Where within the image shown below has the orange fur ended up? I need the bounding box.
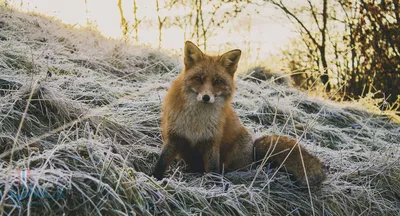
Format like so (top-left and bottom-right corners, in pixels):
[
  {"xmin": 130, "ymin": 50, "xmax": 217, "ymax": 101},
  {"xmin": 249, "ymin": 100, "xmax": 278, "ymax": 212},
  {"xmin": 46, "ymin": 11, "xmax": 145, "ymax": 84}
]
[
  {"xmin": 152, "ymin": 41, "xmax": 326, "ymax": 186},
  {"xmin": 254, "ymin": 136, "xmax": 326, "ymax": 186}
]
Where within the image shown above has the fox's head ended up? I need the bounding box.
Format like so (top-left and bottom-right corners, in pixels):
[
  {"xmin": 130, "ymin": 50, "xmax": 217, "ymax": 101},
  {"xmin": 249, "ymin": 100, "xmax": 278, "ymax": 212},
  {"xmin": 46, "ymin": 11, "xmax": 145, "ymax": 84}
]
[{"xmin": 182, "ymin": 41, "xmax": 241, "ymax": 105}]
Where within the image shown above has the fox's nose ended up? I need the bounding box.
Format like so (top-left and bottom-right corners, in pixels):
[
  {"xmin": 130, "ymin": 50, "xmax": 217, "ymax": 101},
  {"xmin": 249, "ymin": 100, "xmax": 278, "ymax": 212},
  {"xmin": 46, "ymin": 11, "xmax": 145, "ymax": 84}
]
[{"xmin": 202, "ymin": 95, "xmax": 210, "ymax": 102}]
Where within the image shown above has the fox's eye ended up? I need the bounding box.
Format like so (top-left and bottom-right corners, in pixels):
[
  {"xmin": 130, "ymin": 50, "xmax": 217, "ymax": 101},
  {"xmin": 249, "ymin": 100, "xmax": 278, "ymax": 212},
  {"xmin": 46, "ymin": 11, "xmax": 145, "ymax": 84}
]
[
  {"xmin": 194, "ymin": 76, "xmax": 202, "ymax": 83},
  {"xmin": 214, "ymin": 78, "xmax": 224, "ymax": 85}
]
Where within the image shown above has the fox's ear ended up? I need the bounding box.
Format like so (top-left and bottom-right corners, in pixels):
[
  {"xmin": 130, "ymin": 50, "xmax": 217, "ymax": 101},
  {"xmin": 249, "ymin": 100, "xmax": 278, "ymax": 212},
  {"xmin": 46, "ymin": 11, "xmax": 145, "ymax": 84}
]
[
  {"xmin": 219, "ymin": 49, "xmax": 241, "ymax": 75},
  {"xmin": 184, "ymin": 41, "xmax": 204, "ymax": 69}
]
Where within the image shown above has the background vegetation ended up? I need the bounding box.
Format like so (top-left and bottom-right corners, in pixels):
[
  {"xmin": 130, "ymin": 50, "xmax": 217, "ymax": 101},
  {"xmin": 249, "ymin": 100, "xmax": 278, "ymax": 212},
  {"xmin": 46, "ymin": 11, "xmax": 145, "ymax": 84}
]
[{"xmin": 4, "ymin": 0, "xmax": 399, "ymax": 111}]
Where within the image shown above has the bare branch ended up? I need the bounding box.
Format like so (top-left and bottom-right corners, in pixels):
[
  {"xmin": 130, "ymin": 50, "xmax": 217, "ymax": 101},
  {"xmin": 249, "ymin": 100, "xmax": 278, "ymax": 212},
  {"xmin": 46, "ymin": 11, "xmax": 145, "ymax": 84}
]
[{"xmin": 271, "ymin": 0, "xmax": 320, "ymax": 47}]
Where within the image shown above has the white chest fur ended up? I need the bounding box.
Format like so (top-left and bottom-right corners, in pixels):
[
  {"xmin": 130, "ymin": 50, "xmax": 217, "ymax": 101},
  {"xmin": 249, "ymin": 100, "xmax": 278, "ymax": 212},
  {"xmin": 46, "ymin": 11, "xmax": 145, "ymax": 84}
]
[{"xmin": 169, "ymin": 101, "xmax": 223, "ymax": 145}]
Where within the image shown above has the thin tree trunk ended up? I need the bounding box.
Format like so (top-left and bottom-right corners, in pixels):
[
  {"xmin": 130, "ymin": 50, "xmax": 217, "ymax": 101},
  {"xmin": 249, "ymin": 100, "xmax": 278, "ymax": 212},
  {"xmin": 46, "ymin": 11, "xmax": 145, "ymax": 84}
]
[
  {"xmin": 84, "ymin": 0, "xmax": 89, "ymax": 26},
  {"xmin": 133, "ymin": 0, "xmax": 139, "ymax": 42},
  {"xmin": 195, "ymin": 0, "xmax": 200, "ymax": 45},
  {"xmin": 156, "ymin": 0, "xmax": 163, "ymax": 48},
  {"xmin": 320, "ymin": 0, "xmax": 331, "ymax": 91},
  {"xmin": 117, "ymin": 0, "xmax": 128, "ymax": 40},
  {"xmin": 199, "ymin": 0, "xmax": 207, "ymax": 50}
]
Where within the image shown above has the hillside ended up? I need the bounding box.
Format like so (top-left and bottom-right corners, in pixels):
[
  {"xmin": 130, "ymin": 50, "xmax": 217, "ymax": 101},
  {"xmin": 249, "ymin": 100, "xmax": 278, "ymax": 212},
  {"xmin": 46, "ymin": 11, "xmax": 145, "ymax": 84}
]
[{"xmin": 0, "ymin": 6, "xmax": 399, "ymax": 215}]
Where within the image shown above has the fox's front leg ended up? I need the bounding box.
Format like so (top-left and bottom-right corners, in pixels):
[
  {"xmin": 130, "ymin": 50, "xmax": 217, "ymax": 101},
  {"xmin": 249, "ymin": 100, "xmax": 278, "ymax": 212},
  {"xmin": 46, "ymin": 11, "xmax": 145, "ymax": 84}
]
[
  {"xmin": 203, "ymin": 140, "xmax": 220, "ymax": 173},
  {"xmin": 152, "ymin": 141, "xmax": 178, "ymax": 180}
]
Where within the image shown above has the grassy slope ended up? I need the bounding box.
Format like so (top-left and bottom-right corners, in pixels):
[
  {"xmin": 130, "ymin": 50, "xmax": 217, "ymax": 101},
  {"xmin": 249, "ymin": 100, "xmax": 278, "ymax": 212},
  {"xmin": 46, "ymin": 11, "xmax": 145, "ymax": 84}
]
[{"xmin": 1, "ymin": 6, "xmax": 399, "ymax": 216}]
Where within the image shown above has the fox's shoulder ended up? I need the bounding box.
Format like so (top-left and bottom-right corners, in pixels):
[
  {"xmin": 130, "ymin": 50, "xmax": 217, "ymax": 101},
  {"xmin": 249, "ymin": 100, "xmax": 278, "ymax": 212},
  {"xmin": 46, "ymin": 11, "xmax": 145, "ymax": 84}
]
[{"xmin": 163, "ymin": 75, "xmax": 185, "ymax": 105}]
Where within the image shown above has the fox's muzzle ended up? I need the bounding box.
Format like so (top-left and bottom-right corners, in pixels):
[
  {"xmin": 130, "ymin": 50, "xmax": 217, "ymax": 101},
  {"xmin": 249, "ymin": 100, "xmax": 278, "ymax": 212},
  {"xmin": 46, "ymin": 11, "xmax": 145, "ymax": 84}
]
[{"xmin": 197, "ymin": 93, "xmax": 215, "ymax": 103}]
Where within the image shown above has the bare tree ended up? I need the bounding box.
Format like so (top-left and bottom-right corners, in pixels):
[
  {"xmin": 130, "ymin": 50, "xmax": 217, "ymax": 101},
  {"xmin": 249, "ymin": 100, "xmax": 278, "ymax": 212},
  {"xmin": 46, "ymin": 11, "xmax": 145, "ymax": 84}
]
[
  {"xmin": 168, "ymin": 0, "xmax": 249, "ymax": 50},
  {"xmin": 84, "ymin": 0, "xmax": 90, "ymax": 26},
  {"xmin": 117, "ymin": 0, "xmax": 128, "ymax": 40},
  {"xmin": 156, "ymin": 0, "xmax": 167, "ymax": 48},
  {"xmin": 270, "ymin": 0, "xmax": 331, "ymax": 91},
  {"xmin": 277, "ymin": 0, "xmax": 399, "ymax": 109},
  {"xmin": 132, "ymin": 0, "xmax": 140, "ymax": 42}
]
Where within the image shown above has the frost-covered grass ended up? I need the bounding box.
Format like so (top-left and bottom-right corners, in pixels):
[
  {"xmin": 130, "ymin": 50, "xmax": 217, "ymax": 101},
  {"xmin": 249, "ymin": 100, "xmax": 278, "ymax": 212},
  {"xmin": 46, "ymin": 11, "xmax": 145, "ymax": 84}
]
[{"xmin": 1, "ymin": 5, "xmax": 399, "ymax": 216}]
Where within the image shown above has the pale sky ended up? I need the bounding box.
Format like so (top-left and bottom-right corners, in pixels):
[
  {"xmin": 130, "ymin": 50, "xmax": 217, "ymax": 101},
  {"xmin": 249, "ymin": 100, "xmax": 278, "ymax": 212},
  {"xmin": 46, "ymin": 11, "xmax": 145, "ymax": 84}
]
[{"xmin": 8, "ymin": 0, "xmax": 297, "ymax": 65}]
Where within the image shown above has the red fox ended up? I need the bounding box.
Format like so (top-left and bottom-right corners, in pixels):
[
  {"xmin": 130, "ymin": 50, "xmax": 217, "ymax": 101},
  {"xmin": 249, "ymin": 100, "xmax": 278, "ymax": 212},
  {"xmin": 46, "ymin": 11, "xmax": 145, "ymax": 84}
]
[{"xmin": 152, "ymin": 41, "xmax": 326, "ymax": 186}]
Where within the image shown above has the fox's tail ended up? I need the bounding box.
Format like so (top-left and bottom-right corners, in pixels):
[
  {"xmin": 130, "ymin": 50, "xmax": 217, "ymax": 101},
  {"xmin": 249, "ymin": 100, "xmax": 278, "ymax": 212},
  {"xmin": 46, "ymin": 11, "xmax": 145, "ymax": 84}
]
[{"xmin": 253, "ymin": 135, "xmax": 326, "ymax": 186}]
